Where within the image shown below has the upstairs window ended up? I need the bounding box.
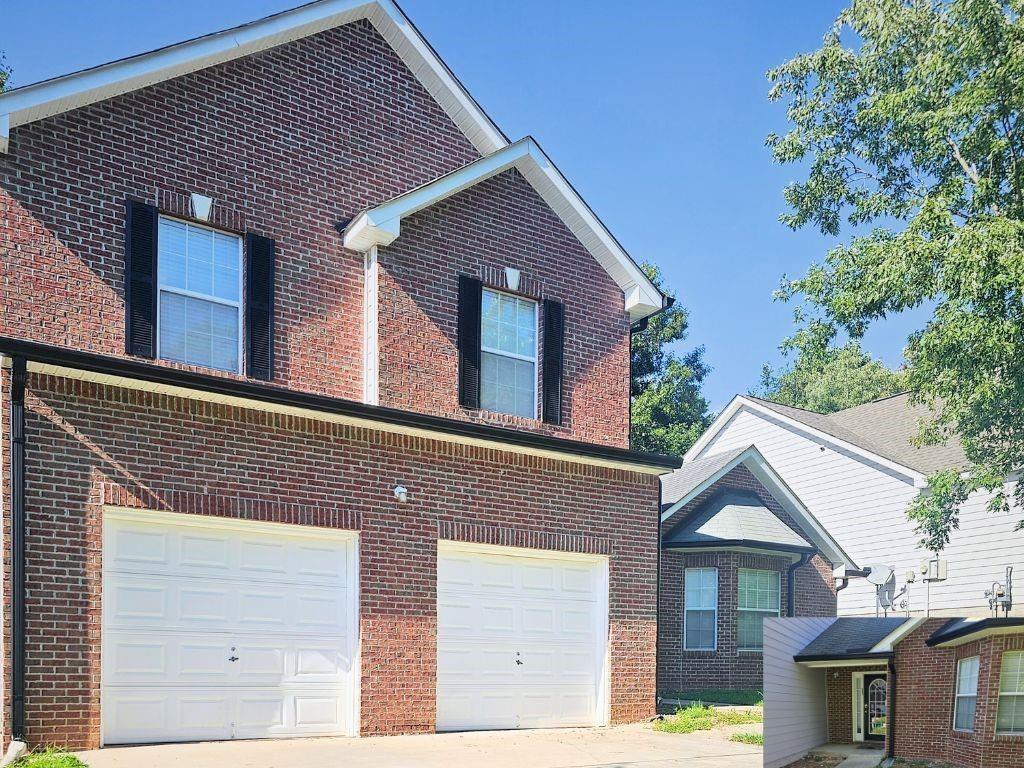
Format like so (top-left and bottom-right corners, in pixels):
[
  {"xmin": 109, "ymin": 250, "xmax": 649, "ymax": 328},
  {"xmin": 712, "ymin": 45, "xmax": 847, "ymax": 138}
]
[
  {"xmin": 737, "ymin": 569, "xmax": 780, "ymax": 651},
  {"xmin": 157, "ymin": 217, "xmax": 242, "ymax": 373},
  {"xmin": 480, "ymin": 288, "xmax": 537, "ymax": 418},
  {"xmin": 997, "ymin": 651, "xmax": 1024, "ymax": 734},
  {"xmin": 954, "ymin": 655, "xmax": 980, "ymax": 732},
  {"xmin": 684, "ymin": 567, "xmax": 718, "ymax": 651}
]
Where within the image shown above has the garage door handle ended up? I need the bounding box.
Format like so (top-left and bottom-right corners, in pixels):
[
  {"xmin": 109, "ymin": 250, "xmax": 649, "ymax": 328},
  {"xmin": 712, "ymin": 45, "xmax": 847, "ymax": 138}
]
[{"xmin": 228, "ymin": 656, "xmax": 239, "ymax": 662}]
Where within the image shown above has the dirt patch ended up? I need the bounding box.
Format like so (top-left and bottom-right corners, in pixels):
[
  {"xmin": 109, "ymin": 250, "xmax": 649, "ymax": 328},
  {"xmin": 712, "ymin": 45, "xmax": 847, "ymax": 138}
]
[{"xmin": 782, "ymin": 753, "xmax": 845, "ymax": 768}]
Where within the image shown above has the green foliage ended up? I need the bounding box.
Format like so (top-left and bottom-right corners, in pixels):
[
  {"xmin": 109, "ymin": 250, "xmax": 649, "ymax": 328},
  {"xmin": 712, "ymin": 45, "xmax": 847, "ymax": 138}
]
[
  {"xmin": 0, "ymin": 52, "xmax": 9, "ymax": 92},
  {"xmin": 663, "ymin": 688, "xmax": 764, "ymax": 706},
  {"xmin": 756, "ymin": 341, "xmax": 907, "ymax": 414},
  {"xmin": 767, "ymin": 0, "xmax": 1024, "ymax": 548},
  {"xmin": 730, "ymin": 732, "xmax": 765, "ymax": 746},
  {"xmin": 654, "ymin": 703, "xmax": 763, "ymax": 734},
  {"xmin": 631, "ymin": 263, "xmax": 712, "ymax": 456},
  {"xmin": 14, "ymin": 748, "xmax": 88, "ymax": 768}
]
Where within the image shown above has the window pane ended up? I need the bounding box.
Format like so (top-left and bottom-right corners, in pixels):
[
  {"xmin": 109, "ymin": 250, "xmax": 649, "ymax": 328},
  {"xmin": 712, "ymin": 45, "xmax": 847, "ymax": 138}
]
[
  {"xmin": 739, "ymin": 569, "xmax": 780, "ymax": 612},
  {"xmin": 1000, "ymin": 652, "xmax": 1024, "ymax": 694},
  {"xmin": 958, "ymin": 657, "xmax": 980, "ymax": 694},
  {"xmin": 997, "ymin": 695, "xmax": 1024, "ymax": 733},
  {"xmin": 738, "ymin": 611, "xmax": 764, "ymax": 649},
  {"xmin": 185, "ymin": 224, "xmax": 214, "ymax": 296},
  {"xmin": 159, "ymin": 292, "xmax": 188, "ymax": 362},
  {"xmin": 213, "ymin": 232, "xmax": 240, "ymax": 301},
  {"xmin": 955, "ymin": 696, "xmax": 977, "ymax": 731},
  {"xmin": 160, "ymin": 291, "xmax": 238, "ymax": 373},
  {"xmin": 480, "ymin": 352, "xmax": 535, "ymax": 418},
  {"xmin": 159, "ymin": 219, "xmax": 187, "ymax": 290},
  {"xmin": 685, "ymin": 610, "xmax": 715, "ymax": 650},
  {"xmin": 685, "ymin": 568, "xmax": 717, "ymax": 610}
]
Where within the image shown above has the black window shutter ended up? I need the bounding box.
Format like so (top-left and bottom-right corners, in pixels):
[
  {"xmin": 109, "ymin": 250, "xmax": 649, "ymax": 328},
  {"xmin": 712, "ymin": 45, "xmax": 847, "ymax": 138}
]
[
  {"xmin": 124, "ymin": 199, "xmax": 159, "ymax": 358},
  {"xmin": 245, "ymin": 233, "xmax": 276, "ymax": 381},
  {"xmin": 542, "ymin": 299, "xmax": 565, "ymax": 425},
  {"xmin": 457, "ymin": 275, "xmax": 483, "ymax": 409}
]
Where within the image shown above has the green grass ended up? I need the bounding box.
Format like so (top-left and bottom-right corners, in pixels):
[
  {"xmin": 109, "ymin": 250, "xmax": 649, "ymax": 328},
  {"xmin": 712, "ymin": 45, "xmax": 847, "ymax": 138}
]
[
  {"xmin": 14, "ymin": 748, "xmax": 88, "ymax": 768},
  {"xmin": 730, "ymin": 732, "xmax": 764, "ymax": 746},
  {"xmin": 662, "ymin": 689, "xmax": 763, "ymax": 706},
  {"xmin": 654, "ymin": 703, "xmax": 764, "ymax": 734}
]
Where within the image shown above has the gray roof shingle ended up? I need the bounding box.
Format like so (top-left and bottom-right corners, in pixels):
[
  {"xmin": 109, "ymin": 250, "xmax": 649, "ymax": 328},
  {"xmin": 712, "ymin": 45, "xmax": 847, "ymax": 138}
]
[
  {"xmin": 795, "ymin": 617, "xmax": 910, "ymax": 660},
  {"xmin": 663, "ymin": 490, "xmax": 814, "ymax": 552},
  {"xmin": 660, "ymin": 446, "xmax": 748, "ymax": 512},
  {"xmin": 748, "ymin": 393, "xmax": 967, "ymax": 475}
]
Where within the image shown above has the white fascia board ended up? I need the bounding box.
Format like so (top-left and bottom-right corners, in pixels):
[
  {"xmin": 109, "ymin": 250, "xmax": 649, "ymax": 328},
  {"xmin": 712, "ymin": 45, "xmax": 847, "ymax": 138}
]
[
  {"xmin": 868, "ymin": 617, "xmax": 927, "ymax": 653},
  {"xmin": 686, "ymin": 396, "xmax": 927, "ymax": 486},
  {"xmin": 344, "ymin": 137, "xmax": 664, "ymax": 321},
  {"xmin": 797, "ymin": 658, "xmax": 891, "ymax": 669},
  {"xmin": 26, "ymin": 360, "xmax": 671, "ymax": 475},
  {"xmin": 0, "ymin": 0, "xmax": 505, "ymax": 156}
]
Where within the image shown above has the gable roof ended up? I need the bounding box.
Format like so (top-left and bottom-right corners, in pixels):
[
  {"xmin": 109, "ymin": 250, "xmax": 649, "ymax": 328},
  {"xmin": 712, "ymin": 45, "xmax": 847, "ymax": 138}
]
[
  {"xmin": 794, "ymin": 617, "xmax": 911, "ymax": 662},
  {"xmin": 663, "ymin": 489, "xmax": 815, "ymax": 554},
  {"xmin": 687, "ymin": 394, "xmax": 967, "ymax": 482},
  {"xmin": 0, "ymin": 0, "xmax": 666, "ymax": 321},
  {"xmin": 659, "ymin": 445, "xmax": 856, "ymax": 569},
  {"xmin": 343, "ymin": 137, "xmax": 664, "ymax": 319}
]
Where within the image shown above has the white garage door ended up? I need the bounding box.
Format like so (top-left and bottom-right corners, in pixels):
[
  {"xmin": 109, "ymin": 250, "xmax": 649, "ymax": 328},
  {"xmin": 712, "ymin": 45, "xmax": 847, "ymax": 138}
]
[
  {"xmin": 102, "ymin": 509, "xmax": 358, "ymax": 745},
  {"xmin": 436, "ymin": 542, "xmax": 609, "ymax": 731}
]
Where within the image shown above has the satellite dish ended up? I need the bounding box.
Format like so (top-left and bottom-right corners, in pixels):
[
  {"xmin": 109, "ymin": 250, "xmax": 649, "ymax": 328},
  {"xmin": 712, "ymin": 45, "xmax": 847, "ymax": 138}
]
[
  {"xmin": 878, "ymin": 576, "xmax": 896, "ymax": 608},
  {"xmin": 866, "ymin": 565, "xmax": 895, "ymax": 587}
]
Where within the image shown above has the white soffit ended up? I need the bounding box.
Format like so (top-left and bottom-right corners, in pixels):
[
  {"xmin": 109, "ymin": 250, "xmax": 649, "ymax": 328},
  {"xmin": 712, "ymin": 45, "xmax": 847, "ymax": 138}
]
[
  {"xmin": 0, "ymin": 0, "xmax": 506, "ymax": 155},
  {"xmin": 344, "ymin": 137, "xmax": 664, "ymax": 320}
]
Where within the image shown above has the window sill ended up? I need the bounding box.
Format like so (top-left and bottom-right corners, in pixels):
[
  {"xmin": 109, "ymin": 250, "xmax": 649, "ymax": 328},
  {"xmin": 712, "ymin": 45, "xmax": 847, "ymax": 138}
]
[
  {"xmin": 738, "ymin": 649, "xmax": 763, "ymax": 654},
  {"xmin": 994, "ymin": 732, "xmax": 1024, "ymax": 740}
]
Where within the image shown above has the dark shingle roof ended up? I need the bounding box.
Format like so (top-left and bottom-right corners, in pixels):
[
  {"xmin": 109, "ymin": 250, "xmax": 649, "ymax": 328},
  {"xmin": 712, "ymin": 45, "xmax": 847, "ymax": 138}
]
[
  {"xmin": 748, "ymin": 393, "xmax": 967, "ymax": 475},
  {"xmin": 660, "ymin": 447, "xmax": 748, "ymax": 512},
  {"xmin": 926, "ymin": 617, "xmax": 1024, "ymax": 647},
  {"xmin": 795, "ymin": 617, "xmax": 910, "ymax": 660},
  {"xmin": 664, "ymin": 490, "xmax": 814, "ymax": 553}
]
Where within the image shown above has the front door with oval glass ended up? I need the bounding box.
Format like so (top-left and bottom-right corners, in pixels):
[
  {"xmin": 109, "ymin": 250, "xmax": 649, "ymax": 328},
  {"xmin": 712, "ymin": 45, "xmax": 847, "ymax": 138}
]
[{"xmin": 864, "ymin": 674, "xmax": 888, "ymax": 741}]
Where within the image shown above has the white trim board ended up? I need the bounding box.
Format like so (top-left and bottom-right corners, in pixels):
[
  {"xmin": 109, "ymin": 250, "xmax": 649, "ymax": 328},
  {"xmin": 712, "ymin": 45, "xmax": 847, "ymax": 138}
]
[
  {"xmin": 684, "ymin": 396, "xmax": 927, "ymax": 487},
  {"xmin": 0, "ymin": 0, "xmax": 505, "ymax": 155},
  {"xmin": 660, "ymin": 445, "xmax": 857, "ymax": 570},
  {"xmin": 344, "ymin": 137, "xmax": 664, "ymax": 321}
]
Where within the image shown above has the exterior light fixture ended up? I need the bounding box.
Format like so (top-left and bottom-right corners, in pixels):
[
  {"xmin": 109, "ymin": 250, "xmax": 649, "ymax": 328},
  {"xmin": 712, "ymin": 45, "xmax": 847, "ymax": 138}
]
[
  {"xmin": 393, "ymin": 485, "xmax": 409, "ymax": 503},
  {"xmin": 504, "ymin": 267, "xmax": 521, "ymax": 292},
  {"xmin": 191, "ymin": 193, "xmax": 214, "ymax": 221}
]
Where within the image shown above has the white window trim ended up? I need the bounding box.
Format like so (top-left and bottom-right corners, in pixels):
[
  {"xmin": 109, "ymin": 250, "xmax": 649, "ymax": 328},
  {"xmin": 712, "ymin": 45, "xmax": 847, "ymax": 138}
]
[
  {"xmin": 155, "ymin": 215, "xmax": 244, "ymax": 374},
  {"xmin": 737, "ymin": 568, "xmax": 782, "ymax": 652},
  {"xmin": 683, "ymin": 567, "xmax": 718, "ymax": 652},
  {"xmin": 480, "ymin": 287, "xmax": 539, "ymax": 420},
  {"xmin": 997, "ymin": 651, "xmax": 1024, "ymax": 735},
  {"xmin": 953, "ymin": 655, "xmax": 980, "ymax": 733}
]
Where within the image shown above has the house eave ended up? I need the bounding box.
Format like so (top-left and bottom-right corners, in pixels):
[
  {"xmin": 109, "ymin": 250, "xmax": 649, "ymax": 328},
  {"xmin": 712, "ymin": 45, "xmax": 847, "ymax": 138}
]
[
  {"xmin": 926, "ymin": 618, "xmax": 1024, "ymax": 648},
  {"xmin": 793, "ymin": 653, "xmax": 893, "ymax": 669}
]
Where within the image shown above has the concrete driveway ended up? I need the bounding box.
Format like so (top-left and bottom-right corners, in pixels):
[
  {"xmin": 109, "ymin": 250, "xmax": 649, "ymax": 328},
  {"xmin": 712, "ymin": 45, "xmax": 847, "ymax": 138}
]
[{"xmin": 75, "ymin": 722, "xmax": 762, "ymax": 768}]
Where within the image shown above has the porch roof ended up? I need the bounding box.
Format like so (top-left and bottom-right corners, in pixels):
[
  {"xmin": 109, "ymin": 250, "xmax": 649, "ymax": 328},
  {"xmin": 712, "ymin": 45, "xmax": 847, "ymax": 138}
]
[{"xmin": 794, "ymin": 617, "xmax": 910, "ymax": 663}]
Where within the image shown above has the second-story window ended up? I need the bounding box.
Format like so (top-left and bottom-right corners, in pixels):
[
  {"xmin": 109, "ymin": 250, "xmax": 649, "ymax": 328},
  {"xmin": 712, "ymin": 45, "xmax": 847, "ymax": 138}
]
[
  {"xmin": 157, "ymin": 217, "xmax": 242, "ymax": 373},
  {"xmin": 480, "ymin": 288, "xmax": 537, "ymax": 418}
]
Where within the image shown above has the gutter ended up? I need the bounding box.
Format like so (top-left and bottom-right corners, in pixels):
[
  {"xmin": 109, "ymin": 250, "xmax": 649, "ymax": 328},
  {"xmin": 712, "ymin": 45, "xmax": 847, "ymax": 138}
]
[
  {"xmin": 887, "ymin": 657, "xmax": 897, "ymax": 759},
  {"xmin": 0, "ymin": 336, "xmax": 680, "ymax": 473},
  {"xmin": 836, "ymin": 567, "xmax": 871, "ymax": 593},
  {"xmin": 8, "ymin": 356, "xmax": 26, "ymax": 742},
  {"xmin": 787, "ymin": 552, "xmax": 813, "ymax": 616},
  {"xmin": 629, "ymin": 295, "xmax": 675, "ymax": 334}
]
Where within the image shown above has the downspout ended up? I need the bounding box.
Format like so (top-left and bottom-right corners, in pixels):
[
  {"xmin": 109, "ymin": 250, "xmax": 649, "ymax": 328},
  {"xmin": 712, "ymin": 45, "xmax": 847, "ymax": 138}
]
[
  {"xmin": 8, "ymin": 356, "xmax": 27, "ymax": 749},
  {"xmin": 786, "ymin": 552, "xmax": 813, "ymax": 616},
  {"xmin": 654, "ymin": 487, "xmax": 663, "ymax": 715},
  {"xmin": 887, "ymin": 657, "xmax": 897, "ymax": 760}
]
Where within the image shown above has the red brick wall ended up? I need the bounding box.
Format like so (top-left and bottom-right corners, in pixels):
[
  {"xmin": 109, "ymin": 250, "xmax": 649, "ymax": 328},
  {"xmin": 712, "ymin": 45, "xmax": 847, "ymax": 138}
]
[
  {"xmin": 0, "ymin": 19, "xmax": 632, "ymax": 447},
  {"xmin": 891, "ymin": 620, "xmax": 1024, "ymax": 768},
  {"xmin": 656, "ymin": 467, "xmax": 837, "ymax": 694},
  {"xmin": 0, "ymin": 372, "xmax": 660, "ymax": 748},
  {"xmin": 377, "ymin": 169, "xmax": 631, "ymax": 446}
]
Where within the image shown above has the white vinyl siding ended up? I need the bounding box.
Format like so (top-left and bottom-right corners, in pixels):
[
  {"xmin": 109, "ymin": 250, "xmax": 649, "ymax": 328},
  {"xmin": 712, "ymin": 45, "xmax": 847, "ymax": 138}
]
[
  {"xmin": 480, "ymin": 288, "xmax": 537, "ymax": 418},
  {"xmin": 157, "ymin": 217, "xmax": 242, "ymax": 373},
  {"xmin": 684, "ymin": 568, "xmax": 717, "ymax": 651},
  {"xmin": 953, "ymin": 656, "xmax": 979, "ymax": 732},
  {"xmin": 693, "ymin": 404, "xmax": 1024, "ymax": 617},
  {"xmin": 738, "ymin": 569, "xmax": 780, "ymax": 651},
  {"xmin": 997, "ymin": 651, "xmax": 1024, "ymax": 734}
]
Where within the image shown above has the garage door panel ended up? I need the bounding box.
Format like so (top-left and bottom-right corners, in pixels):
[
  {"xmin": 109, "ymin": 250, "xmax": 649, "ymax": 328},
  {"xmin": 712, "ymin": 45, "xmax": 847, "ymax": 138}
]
[
  {"xmin": 436, "ymin": 546, "xmax": 607, "ymax": 731},
  {"xmin": 103, "ymin": 513, "xmax": 356, "ymax": 745}
]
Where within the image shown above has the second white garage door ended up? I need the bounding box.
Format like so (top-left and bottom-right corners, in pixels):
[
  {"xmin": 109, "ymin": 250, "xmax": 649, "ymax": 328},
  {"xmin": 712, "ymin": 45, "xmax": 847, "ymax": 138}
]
[
  {"xmin": 436, "ymin": 542, "xmax": 609, "ymax": 730},
  {"xmin": 102, "ymin": 509, "xmax": 358, "ymax": 745}
]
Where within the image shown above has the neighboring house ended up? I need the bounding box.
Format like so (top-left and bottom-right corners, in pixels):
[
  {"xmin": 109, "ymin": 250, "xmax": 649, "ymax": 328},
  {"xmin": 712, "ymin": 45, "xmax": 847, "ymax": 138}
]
[
  {"xmin": 687, "ymin": 394, "xmax": 1024, "ymax": 617},
  {"xmin": 763, "ymin": 616, "xmax": 1024, "ymax": 768},
  {"xmin": 0, "ymin": 0, "xmax": 680, "ymax": 750},
  {"xmin": 657, "ymin": 446, "xmax": 852, "ymax": 694}
]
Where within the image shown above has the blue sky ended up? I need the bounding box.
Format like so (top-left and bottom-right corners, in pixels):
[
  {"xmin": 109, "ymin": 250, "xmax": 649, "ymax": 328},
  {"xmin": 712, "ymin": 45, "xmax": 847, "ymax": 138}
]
[{"xmin": 3, "ymin": 0, "xmax": 925, "ymax": 410}]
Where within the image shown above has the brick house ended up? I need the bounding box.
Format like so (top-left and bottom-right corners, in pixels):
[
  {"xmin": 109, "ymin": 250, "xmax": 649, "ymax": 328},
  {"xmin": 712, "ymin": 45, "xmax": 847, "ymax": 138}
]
[
  {"xmin": 764, "ymin": 616, "xmax": 1024, "ymax": 768},
  {"xmin": 657, "ymin": 445, "xmax": 851, "ymax": 696},
  {"xmin": 0, "ymin": 0, "xmax": 680, "ymax": 750}
]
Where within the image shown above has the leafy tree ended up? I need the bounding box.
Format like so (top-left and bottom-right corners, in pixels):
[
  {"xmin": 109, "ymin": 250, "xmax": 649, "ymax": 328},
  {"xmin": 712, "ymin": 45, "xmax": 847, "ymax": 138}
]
[
  {"xmin": 631, "ymin": 264, "xmax": 712, "ymax": 456},
  {"xmin": 767, "ymin": 0, "xmax": 1024, "ymax": 550},
  {"xmin": 0, "ymin": 52, "xmax": 9, "ymax": 92},
  {"xmin": 756, "ymin": 341, "xmax": 907, "ymax": 414}
]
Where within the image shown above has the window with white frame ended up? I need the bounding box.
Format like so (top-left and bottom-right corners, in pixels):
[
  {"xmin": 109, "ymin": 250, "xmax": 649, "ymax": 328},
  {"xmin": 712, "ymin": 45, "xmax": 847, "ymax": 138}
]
[
  {"xmin": 684, "ymin": 567, "xmax": 718, "ymax": 651},
  {"xmin": 954, "ymin": 656, "xmax": 980, "ymax": 732},
  {"xmin": 157, "ymin": 217, "xmax": 242, "ymax": 373},
  {"xmin": 480, "ymin": 288, "xmax": 537, "ymax": 418},
  {"xmin": 997, "ymin": 651, "xmax": 1024, "ymax": 734},
  {"xmin": 737, "ymin": 569, "xmax": 780, "ymax": 651}
]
